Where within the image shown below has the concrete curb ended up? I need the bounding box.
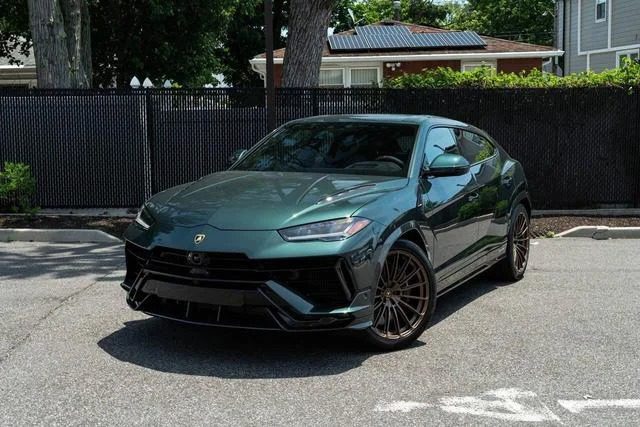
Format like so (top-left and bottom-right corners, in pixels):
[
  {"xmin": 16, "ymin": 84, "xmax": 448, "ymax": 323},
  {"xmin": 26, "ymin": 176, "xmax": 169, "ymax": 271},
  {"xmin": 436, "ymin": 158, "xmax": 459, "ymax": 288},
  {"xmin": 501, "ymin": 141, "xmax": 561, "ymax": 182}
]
[
  {"xmin": 0, "ymin": 228, "xmax": 122, "ymax": 244},
  {"xmin": 0, "ymin": 208, "xmax": 136, "ymax": 218},
  {"xmin": 556, "ymin": 226, "xmax": 640, "ymax": 240}
]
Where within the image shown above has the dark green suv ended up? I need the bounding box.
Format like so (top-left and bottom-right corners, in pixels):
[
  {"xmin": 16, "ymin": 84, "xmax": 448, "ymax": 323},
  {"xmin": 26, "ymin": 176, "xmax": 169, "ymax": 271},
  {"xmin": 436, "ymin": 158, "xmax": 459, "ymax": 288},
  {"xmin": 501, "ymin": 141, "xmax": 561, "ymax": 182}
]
[{"xmin": 123, "ymin": 115, "xmax": 530, "ymax": 350}]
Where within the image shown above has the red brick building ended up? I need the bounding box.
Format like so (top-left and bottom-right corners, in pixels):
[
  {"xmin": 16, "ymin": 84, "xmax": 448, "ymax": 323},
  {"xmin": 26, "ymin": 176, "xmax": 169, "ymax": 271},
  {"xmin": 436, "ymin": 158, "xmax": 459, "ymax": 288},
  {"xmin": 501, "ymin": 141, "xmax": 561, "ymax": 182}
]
[{"xmin": 250, "ymin": 21, "xmax": 563, "ymax": 87}]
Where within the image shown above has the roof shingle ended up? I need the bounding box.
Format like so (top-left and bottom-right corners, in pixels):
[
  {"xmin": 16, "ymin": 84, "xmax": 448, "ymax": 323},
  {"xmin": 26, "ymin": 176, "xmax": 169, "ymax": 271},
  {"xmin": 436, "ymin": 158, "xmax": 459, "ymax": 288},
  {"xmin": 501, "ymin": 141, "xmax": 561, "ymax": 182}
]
[{"xmin": 255, "ymin": 21, "xmax": 555, "ymax": 59}]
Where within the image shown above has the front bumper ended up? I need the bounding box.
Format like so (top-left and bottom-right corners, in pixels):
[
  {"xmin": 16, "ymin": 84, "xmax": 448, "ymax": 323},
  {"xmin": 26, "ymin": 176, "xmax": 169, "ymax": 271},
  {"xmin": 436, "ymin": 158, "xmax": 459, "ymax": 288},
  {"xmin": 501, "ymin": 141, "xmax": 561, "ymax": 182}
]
[{"xmin": 122, "ymin": 241, "xmax": 375, "ymax": 331}]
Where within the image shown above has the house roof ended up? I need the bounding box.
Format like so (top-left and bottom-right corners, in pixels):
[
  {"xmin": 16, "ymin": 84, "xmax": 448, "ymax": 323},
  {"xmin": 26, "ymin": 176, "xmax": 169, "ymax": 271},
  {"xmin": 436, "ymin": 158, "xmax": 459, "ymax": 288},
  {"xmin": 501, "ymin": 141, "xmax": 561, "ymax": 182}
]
[
  {"xmin": 253, "ymin": 21, "xmax": 559, "ymax": 61},
  {"xmin": 0, "ymin": 47, "xmax": 36, "ymax": 68}
]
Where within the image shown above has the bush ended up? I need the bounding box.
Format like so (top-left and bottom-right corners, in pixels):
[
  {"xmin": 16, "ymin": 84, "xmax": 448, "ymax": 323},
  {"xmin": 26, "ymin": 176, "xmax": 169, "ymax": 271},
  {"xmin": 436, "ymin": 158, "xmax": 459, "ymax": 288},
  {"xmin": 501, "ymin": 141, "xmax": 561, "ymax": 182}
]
[
  {"xmin": 385, "ymin": 58, "xmax": 640, "ymax": 90},
  {"xmin": 0, "ymin": 162, "xmax": 37, "ymax": 213}
]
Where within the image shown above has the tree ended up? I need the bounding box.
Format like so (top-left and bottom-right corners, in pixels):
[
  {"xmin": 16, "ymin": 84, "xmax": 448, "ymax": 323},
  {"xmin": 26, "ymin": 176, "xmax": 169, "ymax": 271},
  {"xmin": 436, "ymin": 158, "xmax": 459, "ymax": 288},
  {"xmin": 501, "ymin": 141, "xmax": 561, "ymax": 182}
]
[
  {"xmin": 26, "ymin": 0, "xmax": 92, "ymax": 88},
  {"xmin": 2, "ymin": 0, "xmax": 248, "ymax": 87},
  {"xmin": 282, "ymin": 0, "xmax": 337, "ymax": 87},
  {"xmin": 90, "ymin": 0, "xmax": 239, "ymax": 88},
  {"xmin": 0, "ymin": 0, "xmax": 31, "ymax": 65},
  {"xmin": 332, "ymin": 0, "xmax": 450, "ymax": 33},
  {"xmin": 217, "ymin": 0, "xmax": 289, "ymax": 87},
  {"xmin": 447, "ymin": 0, "xmax": 555, "ymax": 46}
]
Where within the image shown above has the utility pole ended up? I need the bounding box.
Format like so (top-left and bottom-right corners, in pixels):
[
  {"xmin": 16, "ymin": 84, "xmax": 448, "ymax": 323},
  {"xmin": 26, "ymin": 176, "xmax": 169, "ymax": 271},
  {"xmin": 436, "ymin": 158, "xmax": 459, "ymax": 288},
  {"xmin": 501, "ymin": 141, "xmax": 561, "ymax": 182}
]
[{"xmin": 264, "ymin": 0, "xmax": 276, "ymax": 132}]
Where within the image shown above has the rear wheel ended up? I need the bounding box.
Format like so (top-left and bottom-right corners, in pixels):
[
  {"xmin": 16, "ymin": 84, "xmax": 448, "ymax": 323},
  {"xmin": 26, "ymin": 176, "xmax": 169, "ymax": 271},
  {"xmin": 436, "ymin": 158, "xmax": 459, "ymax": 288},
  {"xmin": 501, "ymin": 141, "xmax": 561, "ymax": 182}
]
[
  {"xmin": 493, "ymin": 203, "xmax": 530, "ymax": 281},
  {"xmin": 362, "ymin": 239, "xmax": 436, "ymax": 351}
]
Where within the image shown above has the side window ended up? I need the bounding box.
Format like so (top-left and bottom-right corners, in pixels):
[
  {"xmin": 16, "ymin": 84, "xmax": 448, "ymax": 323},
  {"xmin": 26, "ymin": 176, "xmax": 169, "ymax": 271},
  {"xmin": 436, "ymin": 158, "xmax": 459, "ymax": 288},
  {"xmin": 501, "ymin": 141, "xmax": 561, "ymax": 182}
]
[
  {"xmin": 424, "ymin": 127, "xmax": 458, "ymax": 163},
  {"xmin": 454, "ymin": 129, "xmax": 496, "ymax": 164}
]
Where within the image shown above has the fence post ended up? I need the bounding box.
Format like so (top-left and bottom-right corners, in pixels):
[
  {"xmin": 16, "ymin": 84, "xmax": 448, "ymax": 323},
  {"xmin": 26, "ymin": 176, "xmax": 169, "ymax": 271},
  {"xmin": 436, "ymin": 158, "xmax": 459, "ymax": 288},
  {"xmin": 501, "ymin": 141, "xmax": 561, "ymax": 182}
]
[
  {"xmin": 312, "ymin": 89, "xmax": 319, "ymax": 116},
  {"xmin": 145, "ymin": 89, "xmax": 156, "ymax": 196},
  {"xmin": 636, "ymin": 88, "xmax": 640, "ymax": 207},
  {"xmin": 264, "ymin": 0, "xmax": 276, "ymax": 132}
]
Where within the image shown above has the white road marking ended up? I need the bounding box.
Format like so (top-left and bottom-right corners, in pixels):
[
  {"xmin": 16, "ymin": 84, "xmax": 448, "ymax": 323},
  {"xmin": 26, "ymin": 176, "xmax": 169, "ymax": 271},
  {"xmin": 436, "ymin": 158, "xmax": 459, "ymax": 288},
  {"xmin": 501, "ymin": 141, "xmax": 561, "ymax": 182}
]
[
  {"xmin": 374, "ymin": 401, "xmax": 431, "ymax": 413},
  {"xmin": 439, "ymin": 388, "xmax": 560, "ymax": 422},
  {"xmin": 558, "ymin": 399, "xmax": 640, "ymax": 413}
]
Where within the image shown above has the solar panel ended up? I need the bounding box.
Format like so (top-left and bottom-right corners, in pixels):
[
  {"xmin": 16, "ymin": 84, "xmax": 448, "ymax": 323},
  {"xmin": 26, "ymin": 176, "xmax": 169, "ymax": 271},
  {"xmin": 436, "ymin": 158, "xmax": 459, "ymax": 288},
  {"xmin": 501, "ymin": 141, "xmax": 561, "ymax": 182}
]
[
  {"xmin": 327, "ymin": 26, "xmax": 487, "ymax": 52},
  {"xmin": 356, "ymin": 25, "xmax": 411, "ymax": 37},
  {"xmin": 328, "ymin": 35, "xmax": 371, "ymax": 51},
  {"xmin": 365, "ymin": 33, "xmax": 409, "ymax": 49}
]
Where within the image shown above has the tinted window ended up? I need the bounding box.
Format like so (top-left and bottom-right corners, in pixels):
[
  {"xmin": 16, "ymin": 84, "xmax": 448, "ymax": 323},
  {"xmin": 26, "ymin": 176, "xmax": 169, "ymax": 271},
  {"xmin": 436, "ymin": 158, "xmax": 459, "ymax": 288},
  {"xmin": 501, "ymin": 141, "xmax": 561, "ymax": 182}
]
[
  {"xmin": 233, "ymin": 122, "xmax": 418, "ymax": 177},
  {"xmin": 454, "ymin": 130, "xmax": 496, "ymax": 164},
  {"xmin": 424, "ymin": 127, "xmax": 458, "ymax": 163}
]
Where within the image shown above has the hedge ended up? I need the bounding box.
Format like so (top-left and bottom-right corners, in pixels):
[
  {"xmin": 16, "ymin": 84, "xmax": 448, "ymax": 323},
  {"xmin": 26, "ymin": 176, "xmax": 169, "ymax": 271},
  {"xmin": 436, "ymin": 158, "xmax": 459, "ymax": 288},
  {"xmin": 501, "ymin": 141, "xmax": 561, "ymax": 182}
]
[{"xmin": 385, "ymin": 58, "xmax": 640, "ymax": 90}]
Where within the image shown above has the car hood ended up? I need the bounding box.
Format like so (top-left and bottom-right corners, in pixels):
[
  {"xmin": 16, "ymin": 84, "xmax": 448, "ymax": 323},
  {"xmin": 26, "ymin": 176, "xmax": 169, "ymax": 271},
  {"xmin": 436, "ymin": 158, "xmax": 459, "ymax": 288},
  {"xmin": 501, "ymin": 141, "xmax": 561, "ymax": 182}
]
[{"xmin": 148, "ymin": 171, "xmax": 407, "ymax": 230}]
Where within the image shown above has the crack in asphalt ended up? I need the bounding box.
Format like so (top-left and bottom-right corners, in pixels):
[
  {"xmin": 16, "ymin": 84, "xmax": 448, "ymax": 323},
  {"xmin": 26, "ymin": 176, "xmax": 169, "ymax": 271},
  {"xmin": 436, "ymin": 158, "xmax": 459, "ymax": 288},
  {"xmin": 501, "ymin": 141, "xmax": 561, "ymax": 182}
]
[{"xmin": 0, "ymin": 262, "xmax": 125, "ymax": 365}]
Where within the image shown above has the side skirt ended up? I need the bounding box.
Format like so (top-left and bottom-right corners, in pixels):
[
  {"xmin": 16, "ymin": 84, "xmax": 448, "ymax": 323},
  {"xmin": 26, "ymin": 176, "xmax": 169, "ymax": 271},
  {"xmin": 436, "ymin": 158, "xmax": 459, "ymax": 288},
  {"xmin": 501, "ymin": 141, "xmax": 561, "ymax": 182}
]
[{"xmin": 436, "ymin": 242, "xmax": 507, "ymax": 298}]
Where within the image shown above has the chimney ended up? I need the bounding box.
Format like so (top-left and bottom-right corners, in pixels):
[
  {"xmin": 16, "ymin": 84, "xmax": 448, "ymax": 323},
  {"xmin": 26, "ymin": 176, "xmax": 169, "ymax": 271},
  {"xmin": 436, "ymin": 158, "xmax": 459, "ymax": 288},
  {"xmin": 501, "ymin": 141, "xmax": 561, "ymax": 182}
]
[{"xmin": 393, "ymin": 1, "xmax": 401, "ymax": 21}]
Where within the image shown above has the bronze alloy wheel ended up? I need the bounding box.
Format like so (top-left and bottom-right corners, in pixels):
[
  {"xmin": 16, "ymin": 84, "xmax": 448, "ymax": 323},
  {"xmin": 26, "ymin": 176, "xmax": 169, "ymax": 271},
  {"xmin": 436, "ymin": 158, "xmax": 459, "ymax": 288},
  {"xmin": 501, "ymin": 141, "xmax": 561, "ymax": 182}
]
[
  {"xmin": 512, "ymin": 210, "xmax": 530, "ymax": 275},
  {"xmin": 372, "ymin": 249, "xmax": 430, "ymax": 340}
]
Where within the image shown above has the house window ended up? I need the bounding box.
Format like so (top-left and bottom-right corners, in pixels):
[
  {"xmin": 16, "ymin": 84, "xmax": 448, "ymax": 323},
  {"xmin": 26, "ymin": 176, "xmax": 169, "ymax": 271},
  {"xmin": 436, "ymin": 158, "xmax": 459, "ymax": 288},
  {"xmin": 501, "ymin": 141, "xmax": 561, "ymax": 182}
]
[
  {"xmin": 350, "ymin": 68, "xmax": 379, "ymax": 87},
  {"xmin": 617, "ymin": 49, "xmax": 640, "ymax": 68},
  {"xmin": 595, "ymin": 0, "xmax": 607, "ymax": 23},
  {"xmin": 319, "ymin": 69, "xmax": 345, "ymax": 88},
  {"xmin": 461, "ymin": 61, "xmax": 496, "ymax": 72}
]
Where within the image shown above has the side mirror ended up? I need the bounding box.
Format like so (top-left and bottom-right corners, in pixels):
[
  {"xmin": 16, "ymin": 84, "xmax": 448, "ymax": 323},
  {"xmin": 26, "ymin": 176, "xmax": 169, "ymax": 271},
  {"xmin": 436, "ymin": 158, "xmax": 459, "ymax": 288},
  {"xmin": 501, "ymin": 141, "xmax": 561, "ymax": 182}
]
[
  {"xmin": 228, "ymin": 149, "xmax": 248, "ymax": 166},
  {"xmin": 422, "ymin": 153, "xmax": 470, "ymax": 177}
]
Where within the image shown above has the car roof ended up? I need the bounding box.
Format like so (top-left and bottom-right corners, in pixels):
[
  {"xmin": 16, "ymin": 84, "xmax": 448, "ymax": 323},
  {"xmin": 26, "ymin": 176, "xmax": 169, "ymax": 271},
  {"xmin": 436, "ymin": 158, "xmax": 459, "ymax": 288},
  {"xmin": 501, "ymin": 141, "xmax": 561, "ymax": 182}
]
[{"xmin": 289, "ymin": 114, "xmax": 472, "ymax": 128}]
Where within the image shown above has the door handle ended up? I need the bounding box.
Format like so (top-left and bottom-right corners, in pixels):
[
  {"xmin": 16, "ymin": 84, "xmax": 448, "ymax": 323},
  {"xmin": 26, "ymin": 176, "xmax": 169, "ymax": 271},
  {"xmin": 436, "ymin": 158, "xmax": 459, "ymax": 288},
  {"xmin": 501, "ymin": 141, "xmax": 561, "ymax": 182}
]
[{"xmin": 468, "ymin": 192, "xmax": 479, "ymax": 202}]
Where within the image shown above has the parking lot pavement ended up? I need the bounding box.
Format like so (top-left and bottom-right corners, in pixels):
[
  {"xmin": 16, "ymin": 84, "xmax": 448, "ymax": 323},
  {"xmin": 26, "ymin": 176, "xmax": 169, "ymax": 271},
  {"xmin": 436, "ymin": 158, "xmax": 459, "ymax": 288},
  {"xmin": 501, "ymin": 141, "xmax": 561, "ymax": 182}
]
[
  {"xmin": 0, "ymin": 242, "xmax": 124, "ymax": 360},
  {"xmin": 0, "ymin": 239, "xmax": 639, "ymax": 426}
]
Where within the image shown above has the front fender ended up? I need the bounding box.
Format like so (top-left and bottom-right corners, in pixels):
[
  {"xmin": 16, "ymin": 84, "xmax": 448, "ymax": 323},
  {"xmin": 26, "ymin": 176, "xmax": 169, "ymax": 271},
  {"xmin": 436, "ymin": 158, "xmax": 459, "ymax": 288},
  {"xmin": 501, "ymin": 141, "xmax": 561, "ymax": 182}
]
[
  {"xmin": 375, "ymin": 218, "xmax": 432, "ymax": 273},
  {"xmin": 510, "ymin": 189, "xmax": 532, "ymax": 220}
]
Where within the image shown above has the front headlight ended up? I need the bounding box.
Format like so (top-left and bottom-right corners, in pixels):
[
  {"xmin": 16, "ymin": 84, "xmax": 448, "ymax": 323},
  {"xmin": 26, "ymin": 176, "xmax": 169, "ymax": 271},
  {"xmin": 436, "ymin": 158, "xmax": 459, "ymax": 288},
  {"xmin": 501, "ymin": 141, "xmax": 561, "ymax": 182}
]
[
  {"xmin": 278, "ymin": 217, "xmax": 371, "ymax": 242},
  {"xmin": 135, "ymin": 205, "xmax": 155, "ymax": 230}
]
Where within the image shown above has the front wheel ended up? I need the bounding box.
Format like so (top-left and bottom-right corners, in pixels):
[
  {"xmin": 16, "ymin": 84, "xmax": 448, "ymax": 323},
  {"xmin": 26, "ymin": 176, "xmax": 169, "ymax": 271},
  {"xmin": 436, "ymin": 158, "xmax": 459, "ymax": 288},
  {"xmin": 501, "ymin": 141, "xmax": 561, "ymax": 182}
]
[
  {"xmin": 493, "ymin": 203, "xmax": 531, "ymax": 281},
  {"xmin": 361, "ymin": 239, "xmax": 436, "ymax": 351}
]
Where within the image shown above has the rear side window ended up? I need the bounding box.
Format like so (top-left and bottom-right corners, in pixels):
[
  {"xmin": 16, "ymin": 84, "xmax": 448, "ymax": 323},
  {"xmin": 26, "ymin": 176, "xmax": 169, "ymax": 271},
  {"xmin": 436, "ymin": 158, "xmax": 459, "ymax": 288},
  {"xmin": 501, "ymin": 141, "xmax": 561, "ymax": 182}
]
[
  {"xmin": 454, "ymin": 130, "xmax": 496, "ymax": 164},
  {"xmin": 424, "ymin": 127, "xmax": 458, "ymax": 163}
]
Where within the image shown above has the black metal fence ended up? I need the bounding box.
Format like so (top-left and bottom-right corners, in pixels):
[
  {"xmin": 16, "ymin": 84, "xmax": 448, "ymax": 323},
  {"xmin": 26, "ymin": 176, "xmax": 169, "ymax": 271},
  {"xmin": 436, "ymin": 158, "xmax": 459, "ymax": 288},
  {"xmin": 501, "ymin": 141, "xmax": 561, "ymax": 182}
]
[{"xmin": 1, "ymin": 87, "xmax": 639, "ymax": 209}]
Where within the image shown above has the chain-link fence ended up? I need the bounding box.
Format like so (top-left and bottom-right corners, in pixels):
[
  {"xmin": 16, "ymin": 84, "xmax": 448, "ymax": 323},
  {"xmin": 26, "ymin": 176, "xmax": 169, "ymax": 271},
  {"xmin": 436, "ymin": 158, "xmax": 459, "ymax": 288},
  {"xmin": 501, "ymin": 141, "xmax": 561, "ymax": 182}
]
[{"xmin": 1, "ymin": 87, "xmax": 638, "ymax": 209}]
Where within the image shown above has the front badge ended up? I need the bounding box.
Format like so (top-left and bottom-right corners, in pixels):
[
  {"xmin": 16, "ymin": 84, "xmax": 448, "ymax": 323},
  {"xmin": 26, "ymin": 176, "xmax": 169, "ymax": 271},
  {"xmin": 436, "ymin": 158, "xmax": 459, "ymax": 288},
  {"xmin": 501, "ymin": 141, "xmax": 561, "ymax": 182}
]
[{"xmin": 194, "ymin": 233, "xmax": 206, "ymax": 245}]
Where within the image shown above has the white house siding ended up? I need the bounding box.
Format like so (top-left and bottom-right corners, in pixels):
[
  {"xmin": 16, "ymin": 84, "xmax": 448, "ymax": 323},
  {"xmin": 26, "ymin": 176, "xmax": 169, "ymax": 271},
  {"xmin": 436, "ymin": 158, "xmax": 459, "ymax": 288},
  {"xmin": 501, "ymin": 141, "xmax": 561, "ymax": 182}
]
[
  {"xmin": 560, "ymin": 0, "xmax": 640, "ymax": 74},
  {"xmin": 590, "ymin": 51, "xmax": 616, "ymax": 71},
  {"xmin": 611, "ymin": 0, "xmax": 640, "ymax": 47},
  {"xmin": 0, "ymin": 47, "xmax": 37, "ymax": 88},
  {"xmin": 579, "ymin": 0, "xmax": 609, "ymax": 51}
]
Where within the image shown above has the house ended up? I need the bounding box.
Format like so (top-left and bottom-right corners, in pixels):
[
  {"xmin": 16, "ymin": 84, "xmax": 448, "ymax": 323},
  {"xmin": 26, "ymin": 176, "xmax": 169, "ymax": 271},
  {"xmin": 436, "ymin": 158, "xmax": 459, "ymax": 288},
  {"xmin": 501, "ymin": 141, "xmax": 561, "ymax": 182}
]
[
  {"xmin": 250, "ymin": 21, "xmax": 563, "ymax": 87},
  {"xmin": 556, "ymin": 0, "xmax": 640, "ymax": 74},
  {"xmin": 0, "ymin": 47, "xmax": 37, "ymax": 88}
]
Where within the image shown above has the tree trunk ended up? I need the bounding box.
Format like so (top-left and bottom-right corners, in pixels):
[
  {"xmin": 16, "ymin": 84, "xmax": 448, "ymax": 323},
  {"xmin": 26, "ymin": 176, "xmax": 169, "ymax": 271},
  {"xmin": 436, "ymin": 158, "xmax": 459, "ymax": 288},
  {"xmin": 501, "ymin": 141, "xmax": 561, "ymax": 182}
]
[
  {"xmin": 27, "ymin": 0, "xmax": 92, "ymax": 88},
  {"xmin": 282, "ymin": 0, "xmax": 336, "ymax": 88}
]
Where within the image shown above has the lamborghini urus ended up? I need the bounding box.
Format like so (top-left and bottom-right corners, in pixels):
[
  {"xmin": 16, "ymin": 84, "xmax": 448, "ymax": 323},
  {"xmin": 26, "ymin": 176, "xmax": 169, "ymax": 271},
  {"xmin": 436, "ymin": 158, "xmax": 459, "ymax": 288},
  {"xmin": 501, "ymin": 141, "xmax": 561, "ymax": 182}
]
[{"xmin": 122, "ymin": 115, "xmax": 531, "ymax": 350}]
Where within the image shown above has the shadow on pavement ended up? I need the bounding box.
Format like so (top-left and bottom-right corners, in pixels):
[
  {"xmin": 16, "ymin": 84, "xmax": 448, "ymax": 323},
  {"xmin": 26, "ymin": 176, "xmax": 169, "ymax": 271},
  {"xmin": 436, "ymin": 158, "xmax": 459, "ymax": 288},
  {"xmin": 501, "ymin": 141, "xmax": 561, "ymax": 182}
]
[
  {"xmin": 431, "ymin": 276, "xmax": 508, "ymax": 326},
  {"xmin": 97, "ymin": 318, "xmax": 400, "ymax": 378},
  {"xmin": 98, "ymin": 276, "xmax": 506, "ymax": 379},
  {"xmin": 0, "ymin": 243, "xmax": 123, "ymax": 281}
]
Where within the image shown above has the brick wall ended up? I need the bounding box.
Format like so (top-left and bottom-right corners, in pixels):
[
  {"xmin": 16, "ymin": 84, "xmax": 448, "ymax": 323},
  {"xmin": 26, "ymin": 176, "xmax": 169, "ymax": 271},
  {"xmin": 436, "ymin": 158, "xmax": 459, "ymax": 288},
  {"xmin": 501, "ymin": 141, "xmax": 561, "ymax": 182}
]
[
  {"xmin": 383, "ymin": 60, "xmax": 461, "ymax": 79},
  {"xmin": 267, "ymin": 57, "xmax": 544, "ymax": 87},
  {"xmin": 497, "ymin": 58, "xmax": 543, "ymax": 73}
]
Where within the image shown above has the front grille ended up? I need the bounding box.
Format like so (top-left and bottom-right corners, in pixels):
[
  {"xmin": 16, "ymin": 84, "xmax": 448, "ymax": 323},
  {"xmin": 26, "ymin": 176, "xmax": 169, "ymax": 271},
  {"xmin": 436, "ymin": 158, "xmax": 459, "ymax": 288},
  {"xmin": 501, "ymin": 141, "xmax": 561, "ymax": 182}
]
[
  {"xmin": 141, "ymin": 297, "xmax": 281, "ymax": 329},
  {"xmin": 124, "ymin": 243, "xmax": 352, "ymax": 308}
]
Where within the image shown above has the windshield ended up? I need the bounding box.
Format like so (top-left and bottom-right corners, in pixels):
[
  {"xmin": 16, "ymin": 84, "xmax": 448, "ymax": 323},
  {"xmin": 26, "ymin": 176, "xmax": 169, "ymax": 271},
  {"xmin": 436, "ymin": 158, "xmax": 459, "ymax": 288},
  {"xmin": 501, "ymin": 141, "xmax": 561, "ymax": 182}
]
[{"xmin": 233, "ymin": 122, "xmax": 419, "ymax": 177}]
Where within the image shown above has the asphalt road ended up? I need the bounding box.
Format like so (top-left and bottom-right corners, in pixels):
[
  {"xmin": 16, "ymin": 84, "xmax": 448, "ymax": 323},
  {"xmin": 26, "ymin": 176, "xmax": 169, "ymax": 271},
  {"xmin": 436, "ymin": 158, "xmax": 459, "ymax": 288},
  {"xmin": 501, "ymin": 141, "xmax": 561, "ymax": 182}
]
[{"xmin": 0, "ymin": 238, "xmax": 639, "ymax": 426}]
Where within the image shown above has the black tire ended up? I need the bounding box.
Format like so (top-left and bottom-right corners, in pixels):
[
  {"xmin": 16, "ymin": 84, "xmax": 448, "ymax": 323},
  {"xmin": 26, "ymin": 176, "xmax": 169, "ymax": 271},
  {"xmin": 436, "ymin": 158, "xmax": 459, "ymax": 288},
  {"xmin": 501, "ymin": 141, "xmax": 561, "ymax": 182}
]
[
  {"xmin": 493, "ymin": 203, "xmax": 531, "ymax": 282},
  {"xmin": 361, "ymin": 239, "xmax": 436, "ymax": 351}
]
